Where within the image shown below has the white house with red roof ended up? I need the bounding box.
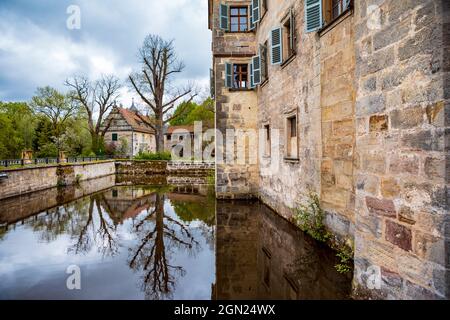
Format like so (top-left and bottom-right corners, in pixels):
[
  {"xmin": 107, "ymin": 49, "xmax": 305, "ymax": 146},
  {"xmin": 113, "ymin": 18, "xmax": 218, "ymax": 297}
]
[{"xmin": 101, "ymin": 100, "xmax": 156, "ymax": 157}]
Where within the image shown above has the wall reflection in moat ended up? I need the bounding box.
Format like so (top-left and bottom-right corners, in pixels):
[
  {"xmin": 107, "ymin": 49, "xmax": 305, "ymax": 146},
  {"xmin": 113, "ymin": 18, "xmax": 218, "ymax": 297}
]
[{"xmin": 0, "ymin": 179, "xmax": 351, "ymax": 300}]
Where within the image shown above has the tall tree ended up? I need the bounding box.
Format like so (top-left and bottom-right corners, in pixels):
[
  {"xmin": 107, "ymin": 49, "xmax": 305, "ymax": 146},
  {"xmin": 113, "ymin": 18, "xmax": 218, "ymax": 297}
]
[
  {"xmin": 30, "ymin": 86, "xmax": 77, "ymax": 149},
  {"xmin": 129, "ymin": 34, "xmax": 197, "ymax": 152},
  {"xmin": 0, "ymin": 101, "xmax": 36, "ymax": 158},
  {"xmin": 65, "ymin": 75, "xmax": 121, "ymax": 154}
]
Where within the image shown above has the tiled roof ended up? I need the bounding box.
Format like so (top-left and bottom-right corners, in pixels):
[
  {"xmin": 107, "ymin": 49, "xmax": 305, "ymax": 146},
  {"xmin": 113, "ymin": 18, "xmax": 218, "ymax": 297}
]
[
  {"xmin": 117, "ymin": 107, "xmax": 155, "ymax": 134},
  {"xmin": 166, "ymin": 125, "xmax": 195, "ymax": 134}
]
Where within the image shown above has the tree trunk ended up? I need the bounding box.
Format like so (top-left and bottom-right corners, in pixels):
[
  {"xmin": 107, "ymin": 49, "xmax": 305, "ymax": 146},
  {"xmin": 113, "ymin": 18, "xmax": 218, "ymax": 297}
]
[
  {"xmin": 91, "ymin": 132, "xmax": 102, "ymax": 155},
  {"xmin": 155, "ymin": 116, "xmax": 164, "ymax": 153}
]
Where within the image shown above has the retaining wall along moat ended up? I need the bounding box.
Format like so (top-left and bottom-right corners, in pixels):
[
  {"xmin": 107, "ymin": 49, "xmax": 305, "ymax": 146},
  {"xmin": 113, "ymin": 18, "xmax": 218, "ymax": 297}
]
[{"xmin": 0, "ymin": 160, "xmax": 215, "ymax": 200}]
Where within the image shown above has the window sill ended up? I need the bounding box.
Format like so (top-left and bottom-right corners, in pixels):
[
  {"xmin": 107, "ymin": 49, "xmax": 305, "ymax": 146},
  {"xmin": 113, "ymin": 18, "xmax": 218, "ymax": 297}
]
[
  {"xmin": 284, "ymin": 157, "xmax": 299, "ymax": 163},
  {"xmin": 318, "ymin": 7, "xmax": 353, "ymax": 37},
  {"xmin": 225, "ymin": 31, "xmax": 253, "ymax": 34},
  {"xmin": 229, "ymin": 88, "xmax": 253, "ymax": 92},
  {"xmin": 262, "ymin": 154, "xmax": 271, "ymax": 159},
  {"xmin": 281, "ymin": 53, "xmax": 296, "ymax": 69},
  {"xmin": 260, "ymin": 78, "xmax": 269, "ymax": 88}
]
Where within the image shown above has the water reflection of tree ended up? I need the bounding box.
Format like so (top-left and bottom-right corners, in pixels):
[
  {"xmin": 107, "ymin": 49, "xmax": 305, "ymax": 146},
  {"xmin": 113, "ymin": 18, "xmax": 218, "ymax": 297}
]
[
  {"xmin": 129, "ymin": 192, "xmax": 199, "ymax": 300},
  {"xmin": 171, "ymin": 198, "xmax": 215, "ymax": 251},
  {"xmin": 25, "ymin": 195, "xmax": 118, "ymax": 257},
  {"xmin": 69, "ymin": 195, "xmax": 118, "ymax": 257}
]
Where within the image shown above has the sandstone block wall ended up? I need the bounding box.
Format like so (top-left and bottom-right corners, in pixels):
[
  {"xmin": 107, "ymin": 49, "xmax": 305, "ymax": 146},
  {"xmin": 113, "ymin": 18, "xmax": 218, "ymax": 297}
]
[
  {"xmin": 353, "ymin": 0, "xmax": 449, "ymax": 299},
  {"xmin": 0, "ymin": 161, "xmax": 116, "ymax": 200},
  {"xmin": 115, "ymin": 160, "xmax": 215, "ymax": 177},
  {"xmin": 0, "ymin": 175, "xmax": 115, "ymax": 225},
  {"xmin": 256, "ymin": 0, "xmax": 323, "ymax": 222},
  {"xmin": 210, "ymin": 0, "xmax": 449, "ymax": 299},
  {"xmin": 211, "ymin": 0, "xmax": 259, "ymax": 199}
]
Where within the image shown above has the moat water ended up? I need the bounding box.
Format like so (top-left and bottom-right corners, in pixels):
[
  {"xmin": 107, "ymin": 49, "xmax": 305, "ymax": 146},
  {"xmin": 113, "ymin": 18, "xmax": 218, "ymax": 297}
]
[{"xmin": 0, "ymin": 176, "xmax": 352, "ymax": 299}]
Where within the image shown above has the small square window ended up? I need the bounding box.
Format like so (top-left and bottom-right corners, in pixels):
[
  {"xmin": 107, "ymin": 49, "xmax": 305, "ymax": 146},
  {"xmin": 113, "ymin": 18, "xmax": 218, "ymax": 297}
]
[
  {"xmin": 230, "ymin": 6, "xmax": 248, "ymax": 32},
  {"xmin": 233, "ymin": 64, "xmax": 248, "ymax": 89},
  {"xmin": 112, "ymin": 133, "xmax": 118, "ymax": 141}
]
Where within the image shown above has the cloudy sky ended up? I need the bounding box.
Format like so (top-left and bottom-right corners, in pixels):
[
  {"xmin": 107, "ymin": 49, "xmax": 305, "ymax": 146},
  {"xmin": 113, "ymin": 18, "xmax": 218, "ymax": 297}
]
[{"xmin": 0, "ymin": 0, "xmax": 211, "ymax": 106}]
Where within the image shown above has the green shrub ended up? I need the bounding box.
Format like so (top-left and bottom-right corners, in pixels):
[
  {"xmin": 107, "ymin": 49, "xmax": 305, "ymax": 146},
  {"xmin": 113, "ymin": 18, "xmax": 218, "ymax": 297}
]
[
  {"xmin": 293, "ymin": 192, "xmax": 331, "ymax": 243},
  {"xmin": 134, "ymin": 151, "xmax": 172, "ymax": 161},
  {"xmin": 335, "ymin": 246, "xmax": 353, "ymax": 274}
]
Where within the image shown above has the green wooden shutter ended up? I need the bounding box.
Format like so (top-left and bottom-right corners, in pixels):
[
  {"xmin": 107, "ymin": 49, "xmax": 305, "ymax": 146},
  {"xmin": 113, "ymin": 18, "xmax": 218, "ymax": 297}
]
[
  {"xmin": 210, "ymin": 68, "xmax": 215, "ymax": 98},
  {"xmin": 252, "ymin": 0, "xmax": 260, "ymax": 24},
  {"xmin": 253, "ymin": 55, "xmax": 261, "ymax": 85},
  {"xmin": 249, "ymin": 62, "xmax": 255, "ymax": 89},
  {"xmin": 249, "ymin": 4, "xmax": 255, "ymax": 30},
  {"xmin": 259, "ymin": 44, "xmax": 267, "ymax": 81},
  {"xmin": 220, "ymin": 4, "xmax": 229, "ymax": 30},
  {"xmin": 225, "ymin": 63, "xmax": 232, "ymax": 88},
  {"xmin": 271, "ymin": 27, "xmax": 282, "ymax": 65},
  {"xmin": 305, "ymin": 0, "xmax": 322, "ymax": 33},
  {"xmin": 290, "ymin": 8, "xmax": 296, "ymax": 54}
]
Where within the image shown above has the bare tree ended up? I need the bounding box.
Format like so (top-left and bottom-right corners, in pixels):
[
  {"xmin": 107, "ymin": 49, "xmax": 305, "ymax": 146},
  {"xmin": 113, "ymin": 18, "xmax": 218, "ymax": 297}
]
[
  {"xmin": 129, "ymin": 193, "xmax": 198, "ymax": 299},
  {"xmin": 129, "ymin": 34, "xmax": 197, "ymax": 152},
  {"xmin": 65, "ymin": 75, "xmax": 121, "ymax": 153}
]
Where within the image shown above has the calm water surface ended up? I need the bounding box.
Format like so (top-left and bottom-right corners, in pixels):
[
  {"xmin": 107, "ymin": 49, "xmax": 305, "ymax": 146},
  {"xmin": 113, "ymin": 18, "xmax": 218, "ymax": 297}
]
[{"xmin": 0, "ymin": 178, "xmax": 351, "ymax": 300}]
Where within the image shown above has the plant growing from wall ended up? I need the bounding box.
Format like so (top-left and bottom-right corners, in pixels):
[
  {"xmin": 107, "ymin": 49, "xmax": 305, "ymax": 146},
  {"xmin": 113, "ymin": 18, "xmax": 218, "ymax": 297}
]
[
  {"xmin": 293, "ymin": 192, "xmax": 331, "ymax": 243},
  {"xmin": 335, "ymin": 244, "xmax": 354, "ymax": 274},
  {"xmin": 293, "ymin": 192, "xmax": 354, "ymax": 274}
]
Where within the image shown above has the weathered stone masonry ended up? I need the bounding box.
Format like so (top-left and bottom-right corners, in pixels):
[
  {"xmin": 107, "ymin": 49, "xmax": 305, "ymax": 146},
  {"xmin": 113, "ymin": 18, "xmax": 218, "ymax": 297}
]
[{"xmin": 209, "ymin": 0, "xmax": 449, "ymax": 299}]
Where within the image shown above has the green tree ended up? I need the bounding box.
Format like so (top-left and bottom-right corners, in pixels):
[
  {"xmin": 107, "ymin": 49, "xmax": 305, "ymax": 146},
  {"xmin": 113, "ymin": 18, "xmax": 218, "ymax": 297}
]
[
  {"xmin": 30, "ymin": 86, "xmax": 77, "ymax": 149},
  {"xmin": 168, "ymin": 98, "xmax": 215, "ymax": 128},
  {"xmin": 0, "ymin": 101, "xmax": 36, "ymax": 158},
  {"xmin": 168, "ymin": 101, "xmax": 197, "ymax": 126}
]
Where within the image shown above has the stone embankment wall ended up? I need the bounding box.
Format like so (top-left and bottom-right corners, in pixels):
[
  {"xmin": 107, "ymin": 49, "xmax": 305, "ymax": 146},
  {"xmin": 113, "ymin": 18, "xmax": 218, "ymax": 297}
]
[
  {"xmin": 116, "ymin": 160, "xmax": 215, "ymax": 176},
  {"xmin": 0, "ymin": 175, "xmax": 115, "ymax": 225},
  {"xmin": 0, "ymin": 161, "xmax": 115, "ymax": 200},
  {"xmin": 0, "ymin": 160, "xmax": 214, "ymax": 200}
]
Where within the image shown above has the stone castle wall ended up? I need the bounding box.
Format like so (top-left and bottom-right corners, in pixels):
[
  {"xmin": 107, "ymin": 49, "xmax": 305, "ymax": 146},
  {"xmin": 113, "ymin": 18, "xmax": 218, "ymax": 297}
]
[
  {"xmin": 210, "ymin": 0, "xmax": 449, "ymax": 299},
  {"xmin": 211, "ymin": 0, "xmax": 259, "ymax": 199},
  {"xmin": 352, "ymin": 0, "xmax": 449, "ymax": 299}
]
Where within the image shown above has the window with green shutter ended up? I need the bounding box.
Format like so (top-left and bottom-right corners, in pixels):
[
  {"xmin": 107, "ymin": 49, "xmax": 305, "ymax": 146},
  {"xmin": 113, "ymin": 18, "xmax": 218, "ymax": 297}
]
[
  {"xmin": 249, "ymin": 62, "xmax": 255, "ymax": 89},
  {"xmin": 249, "ymin": 4, "xmax": 255, "ymax": 30},
  {"xmin": 305, "ymin": 0, "xmax": 323, "ymax": 33},
  {"xmin": 225, "ymin": 63, "xmax": 233, "ymax": 88},
  {"xmin": 252, "ymin": 55, "xmax": 261, "ymax": 85},
  {"xmin": 323, "ymin": 0, "xmax": 352, "ymax": 25},
  {"xmin": 210, "ymin": 68, "xmax": 215, "ymax": 98},
  {"xmin": 271, "ymin": 27, "xmax": 282, "ymax": 65},
  {"xmin": 282, "ymin": 8, "xmax": 296, "ymax": 61},
  {"xmin": 220, "ymin": 3, "xmax": 229, "ymax": 30},
  {"xmin": 260, "ymin": 42, "xmax": 268, "ymax": 82},
  {"xmin": 252, "ymin": 0, "xmax": 260, "ymax": 24}
]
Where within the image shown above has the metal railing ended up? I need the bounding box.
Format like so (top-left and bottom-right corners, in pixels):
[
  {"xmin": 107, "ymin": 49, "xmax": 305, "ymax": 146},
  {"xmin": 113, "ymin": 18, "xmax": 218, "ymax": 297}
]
[{"xmin": 0, "ymin": 156, "xmax": 112, "ymax": 168}]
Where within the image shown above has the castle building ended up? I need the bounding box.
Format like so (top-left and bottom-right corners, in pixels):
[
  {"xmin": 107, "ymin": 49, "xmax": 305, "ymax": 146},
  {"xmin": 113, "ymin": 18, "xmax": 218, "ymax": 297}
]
[{"xmin": 208, "ymin": 0, "xmax": 449, "ymax": 299}]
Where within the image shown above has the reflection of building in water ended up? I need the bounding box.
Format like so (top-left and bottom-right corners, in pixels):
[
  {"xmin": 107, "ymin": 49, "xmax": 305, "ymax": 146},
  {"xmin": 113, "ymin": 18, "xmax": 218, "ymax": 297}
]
[
  {"xmin": 214, "ymin": 201, "xmax": 352, "ymax": 300},
  {"xmin": 102, "ymin": 186, "xmax": 157, "ymax": 225}
]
